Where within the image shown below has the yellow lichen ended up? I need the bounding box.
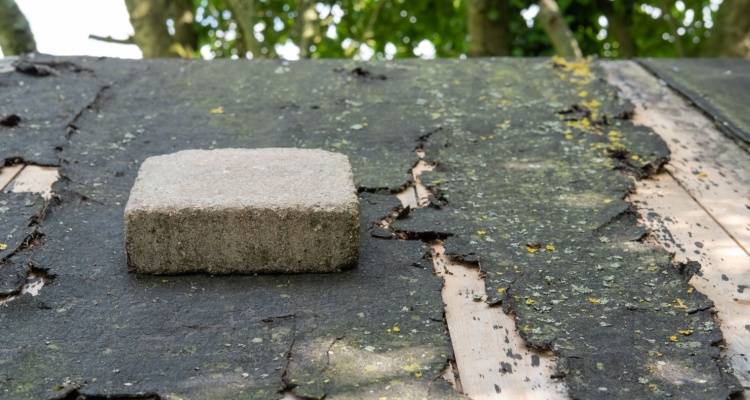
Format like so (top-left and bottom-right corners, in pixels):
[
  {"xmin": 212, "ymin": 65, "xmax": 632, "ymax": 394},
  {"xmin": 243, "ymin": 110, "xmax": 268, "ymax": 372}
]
[
  {"xmin": 551, "ymin": 56, "xmax": 593, "ymax": 84},
  {"xmin": 566, "ymin": 118, "xmax": 591, "ymax": 130},
  {"xmin": 679, "ymin": 328, "xmax": 694, "ymax": 336},
  {"xmin": 673, "ymin": 298, "xmax": 688, "ymax": 309},
  {"xmin": 581, "ymin": 99, "xmax": 601, "ymax": 110}
]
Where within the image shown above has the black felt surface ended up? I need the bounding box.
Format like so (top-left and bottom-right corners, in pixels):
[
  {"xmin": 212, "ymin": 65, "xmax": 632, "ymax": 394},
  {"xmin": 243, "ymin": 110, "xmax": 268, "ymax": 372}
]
[
  {"xmin": 639, "ymin": 58, "xmax": 750, "ymax": 150},
  {"xmin": 0, "ymin": 56, "xmax": 742, "ymax": 399},
  {"xmin": 395, "ymin": 58, "xmax": 739, "ymax": 399}
]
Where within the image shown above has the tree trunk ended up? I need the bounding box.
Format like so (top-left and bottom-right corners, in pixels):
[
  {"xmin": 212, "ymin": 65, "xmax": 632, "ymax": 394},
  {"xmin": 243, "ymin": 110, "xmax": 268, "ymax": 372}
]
[
  {"xmin": 596, "ymin": 0, "xmax": 635, "ymax": 58},
  {"xmin": 0, "ymin": 0, "xmax": 36, "ymax": 55},
  {"xmin": 537, "ymin": 0, "xmax": 582, "ymax": 58},
  {"xmin": 704, "ymin": 0, "xmax": 750, "ymax": 57},
  {"xmin": 124, "ymin": 0, "xmax": 196, "ymax": 58},
  {"xmin": 169, "ymin": 0, "xmax": 197, "ymax": 57},
  {"xmin": 467, "ymin": 0, "xmax": 511, "ymax": 56},
  {"xmin": 226, "ymin": 0, "xmax": 260, "ymax": 58},
  {"xmin": 296, "ymin": 0, "xmax": 318, "ymax": 58}
]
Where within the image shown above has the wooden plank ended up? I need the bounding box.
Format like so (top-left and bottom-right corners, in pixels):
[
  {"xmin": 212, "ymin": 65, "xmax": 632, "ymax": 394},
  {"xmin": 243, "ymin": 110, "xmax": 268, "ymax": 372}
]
[
  {"xmin": 7, "ymin": 165, "xmax": 59, "ymax": 200},
  {"xmin": 602, "ymin": 61, "xmax": 750, "ymax": 254},
  {"xmin": 432, "ymin": 244, "xmax": 566, "ymax": 400},
  {"xmin": 0, "ymin": 164, "xmax": 24, "ymax": 191},
  {"xmin": 604, "ymin": 61, "xmax": 750, "ymax": 391},
  {"xmin": 630, "ymin": 174, "xmax": 750, "ymax": 389}
]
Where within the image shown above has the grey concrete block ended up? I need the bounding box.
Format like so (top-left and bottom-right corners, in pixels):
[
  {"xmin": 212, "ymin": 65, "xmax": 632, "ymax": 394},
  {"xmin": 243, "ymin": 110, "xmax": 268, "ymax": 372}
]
[{"xmin": 124, "ymin": 148, "xmax": 359, "ymax": 274}]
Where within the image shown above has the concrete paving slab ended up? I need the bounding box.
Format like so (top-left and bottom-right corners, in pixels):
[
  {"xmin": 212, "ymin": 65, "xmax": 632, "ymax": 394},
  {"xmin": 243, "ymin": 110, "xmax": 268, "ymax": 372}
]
[{"xmin": 124, "ymin": 148, "xmax": 359, "ymax": 274}]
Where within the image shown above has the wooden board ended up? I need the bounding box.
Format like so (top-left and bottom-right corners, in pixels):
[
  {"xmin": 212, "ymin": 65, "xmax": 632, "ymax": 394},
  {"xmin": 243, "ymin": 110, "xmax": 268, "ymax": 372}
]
[
  {"xmin": 603, "ymin": 61, "xmax": 750, "ymax": 254},
  {"xmin": 0, "ymin": 164, "xmax": 24, "ymax": 191},
  {"xmin": 432, "ymin": 244, "xmax": 566, "ymax": 400},
  {"xmin": 630, "ymin": 174, "xmax": 750, "ymax": 387},
  {"xmin": 7, "ymin": 165, "xmax": 59, "ymax": 199}
]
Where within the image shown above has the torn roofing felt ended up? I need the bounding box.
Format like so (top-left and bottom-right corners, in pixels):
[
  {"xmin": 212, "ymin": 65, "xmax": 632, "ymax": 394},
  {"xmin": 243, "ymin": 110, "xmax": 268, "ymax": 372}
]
[
  {"xmin": 392, "ymin": 58, "xmax": 741, "ymax": 399},
  {"xmin": 639, "ymin": 58, "xmax": 750, "ymax": 151},
  {"xmin": 0, "ymin": 56, "xmax": 742, "ymax": 399}
]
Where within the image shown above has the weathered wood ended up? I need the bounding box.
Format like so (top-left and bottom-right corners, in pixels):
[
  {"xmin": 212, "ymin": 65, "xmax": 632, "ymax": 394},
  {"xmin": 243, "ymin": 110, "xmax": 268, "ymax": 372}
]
[
  {"xmin": 603, "ymin": 61, "xmax": 750, "ymax": 254},
  {"xmin": 432, "ymin": 244, "xmax": 566, "ymax": 400},
  {"xmin": 0, "ymin": 164, "xmax": 24, "ymax": 191},
  {"xmin": 630, "ymin": 174, "xmax": 750, "ymax": 390},
  {"xmin": 7, "ymin": 165, "xmax": 58, "ymax": 199}
]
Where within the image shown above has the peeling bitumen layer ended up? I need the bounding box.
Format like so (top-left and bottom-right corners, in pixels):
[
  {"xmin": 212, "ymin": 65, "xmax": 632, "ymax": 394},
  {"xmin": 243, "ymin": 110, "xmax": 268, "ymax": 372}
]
[
  {"xmin": 0, "ymin": 56, "xmax": 742, "ymax": 399},
  {"xmin": 392, "ymin": 58, "xmax": 740, "ymax": 398},
  {"xmin": 639, "ymin": 58, "xmax": 750, "ymax": 151}
]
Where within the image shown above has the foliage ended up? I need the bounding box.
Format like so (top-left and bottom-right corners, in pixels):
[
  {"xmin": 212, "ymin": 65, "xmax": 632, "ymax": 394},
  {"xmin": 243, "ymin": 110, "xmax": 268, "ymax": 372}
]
[
  {"xmin": 190, "ymin": 0, "xmax": 729, "ymax": 60},
  {"xmin": 194, "ymin": 0, "xmax": 467, "ymax": 59}
]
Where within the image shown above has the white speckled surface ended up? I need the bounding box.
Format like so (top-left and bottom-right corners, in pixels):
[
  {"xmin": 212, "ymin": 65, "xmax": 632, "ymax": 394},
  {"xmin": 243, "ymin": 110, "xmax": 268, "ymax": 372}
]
[{"xmin": 125, "ymin": 148, "xmax": 357, "ymax": 212}]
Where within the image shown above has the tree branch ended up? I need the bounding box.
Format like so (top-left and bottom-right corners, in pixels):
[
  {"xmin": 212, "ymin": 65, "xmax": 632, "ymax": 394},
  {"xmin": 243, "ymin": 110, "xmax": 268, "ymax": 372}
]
[
  {"xmin": 537, "ymin": 0, "xmax": 582, "ymax": 58},
  {"xmin": 88, "ymin": 34, "xmax": 135, "ymax": 45}
]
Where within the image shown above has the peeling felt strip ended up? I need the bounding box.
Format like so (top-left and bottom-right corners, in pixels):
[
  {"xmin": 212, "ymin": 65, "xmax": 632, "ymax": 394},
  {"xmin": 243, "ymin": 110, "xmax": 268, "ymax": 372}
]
[
  {"xmin": 602, "ymin": 61, "xmax": 750, "ymax": 255},
  {"xmin": 392, "ymin": 143, "xmax": 566, "ymax": 399},
  {"xmin": 404, "ymin": 58, "xmax": 739, "ymax": 398},
  {"xmin": 604, "ymin": 61, "xmax": 750, "ymax": 392}
]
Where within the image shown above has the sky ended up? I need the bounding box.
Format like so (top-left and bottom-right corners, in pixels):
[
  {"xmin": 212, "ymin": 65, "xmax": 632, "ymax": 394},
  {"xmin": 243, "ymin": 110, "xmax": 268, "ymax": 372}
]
[
  {"xmin": 0, "ymin": 0, "xmax": 332, "ymax": 60},
  {"xmin": 0, "ymin": 0, "xmax": 142, "ymax": 59},
  {"xmin": 0, "ymin": 0, "xmax": 429, "ymax": 61}
]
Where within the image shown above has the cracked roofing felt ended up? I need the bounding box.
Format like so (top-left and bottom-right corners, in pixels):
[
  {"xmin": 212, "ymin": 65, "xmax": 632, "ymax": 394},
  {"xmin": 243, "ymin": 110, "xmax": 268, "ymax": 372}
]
[
  {"xmin": 392, "ymin": 58, "xmax": 739, "ymax": 399},
  {"xmin": 0, "ymin": 57, "xmax": 460, "ymax": 400},
  {"xmin": 0, "ymin": 56, "xmax": 741, "ymax": 399}
]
